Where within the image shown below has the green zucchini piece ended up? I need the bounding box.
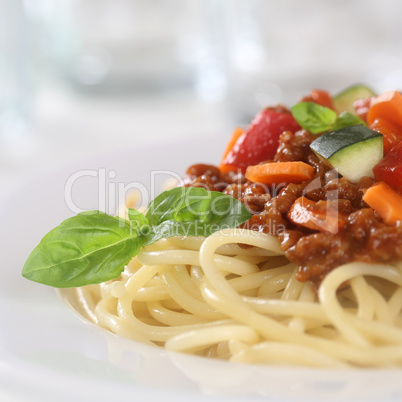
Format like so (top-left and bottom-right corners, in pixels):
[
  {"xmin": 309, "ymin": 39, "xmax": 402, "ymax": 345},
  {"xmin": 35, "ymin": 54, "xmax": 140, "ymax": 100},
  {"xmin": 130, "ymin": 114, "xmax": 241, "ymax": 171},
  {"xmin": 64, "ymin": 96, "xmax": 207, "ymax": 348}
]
[
  {"xmin": 310, "ymin": 125, "xmax": 383, "ymax": 182},
  {"xmin": 333, "ymin": 84, "xmax": 376, "ymax": 115}
]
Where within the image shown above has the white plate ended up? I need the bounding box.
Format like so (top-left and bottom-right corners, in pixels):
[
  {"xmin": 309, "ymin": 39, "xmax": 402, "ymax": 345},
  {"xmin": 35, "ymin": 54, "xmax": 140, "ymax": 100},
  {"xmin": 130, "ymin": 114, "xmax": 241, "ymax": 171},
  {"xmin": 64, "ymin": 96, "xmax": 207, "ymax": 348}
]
[{"xmin": 1, "ymin": 138, "xmax": 401, "ymax": 402}]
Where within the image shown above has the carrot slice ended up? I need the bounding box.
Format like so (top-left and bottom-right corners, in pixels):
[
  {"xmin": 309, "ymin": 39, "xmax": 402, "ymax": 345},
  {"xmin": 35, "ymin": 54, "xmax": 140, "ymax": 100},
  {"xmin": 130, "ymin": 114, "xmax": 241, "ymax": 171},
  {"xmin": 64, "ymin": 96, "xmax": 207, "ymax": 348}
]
[
  {"xmin": 220, "ymin": 127, "xmax": 244, "ymax": 173},
  {"xmin": 367, "ymin": 90, "xmax": 402, "ymax": 127},
  {"xmin": 287, "ymin": 197, "xmax": 347, "ymax": 234},
  {"xmin": 362, "ymin": 181, "xmax": 402, "ymax": 225},
  {"xmin": 245, "ymin": 161, "xmax": 315, "ymax": 185}
]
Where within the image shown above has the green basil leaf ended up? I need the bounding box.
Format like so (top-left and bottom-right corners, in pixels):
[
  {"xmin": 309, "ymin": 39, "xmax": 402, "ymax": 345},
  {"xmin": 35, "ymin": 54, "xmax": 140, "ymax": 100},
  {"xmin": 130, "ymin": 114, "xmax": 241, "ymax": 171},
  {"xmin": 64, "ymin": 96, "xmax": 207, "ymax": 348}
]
[
  {"xmin": 22, "ymin": 211, "xmax": 143, "ymax": 288},
  {"xmin": 144, "ymin": 187, "xmax": 252, "ymax": 244},
  {"xmin": 22, "ymin": 187, "xmax": 252, "ymax": 288},
  {"xmin": 127, "ymin": 208, "xmax": 150, "ymax": 235},
  {"xmin": 332, "ymin": 112, "xmax": 366, "ymax": 131},
  {"xmin": 291, "ymin": 102, "xmax": 337, "ymax": 134}
]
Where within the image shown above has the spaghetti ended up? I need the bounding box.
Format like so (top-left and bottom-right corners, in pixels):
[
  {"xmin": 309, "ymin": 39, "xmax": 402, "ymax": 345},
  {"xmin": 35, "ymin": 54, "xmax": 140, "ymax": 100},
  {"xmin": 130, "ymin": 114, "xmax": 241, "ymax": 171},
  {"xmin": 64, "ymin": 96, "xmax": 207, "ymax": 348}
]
[
  {"xmin": 32, "ymin": 86, "xmax": 402, "ymax": 367},
  {"xmin": 71, "ymin": 228, "xmax": 402, "ymax": 367}
]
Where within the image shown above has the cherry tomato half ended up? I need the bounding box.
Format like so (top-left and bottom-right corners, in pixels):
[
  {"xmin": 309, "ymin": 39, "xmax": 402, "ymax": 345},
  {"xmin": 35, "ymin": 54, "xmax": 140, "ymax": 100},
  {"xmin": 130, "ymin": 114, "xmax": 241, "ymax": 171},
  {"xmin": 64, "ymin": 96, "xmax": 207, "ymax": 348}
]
[{"xmin": 221, "ymin": 108, "xmax": 301, "ymax": 172}]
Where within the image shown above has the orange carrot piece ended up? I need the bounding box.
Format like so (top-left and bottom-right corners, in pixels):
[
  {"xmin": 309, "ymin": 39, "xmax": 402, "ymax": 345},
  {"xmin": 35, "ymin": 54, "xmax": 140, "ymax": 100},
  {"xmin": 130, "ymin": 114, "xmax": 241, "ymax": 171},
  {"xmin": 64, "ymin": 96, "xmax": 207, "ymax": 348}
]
[
  {"xmin": 367, "ymin": 90, "xmax": 402, "ymax": 127},
  {"xmin": 245, "ymin": 161, "xmax": 315, "ymax": 185},
  {"xmin": 287, "ymin": 197, "xmax": 347, "ymax": 234},
  {"xmin": 362, "ymin": 181, "xmax": 402, "ymax": 225},
  {"xmin": 220, "ymin": 127, "xmax": 244, "ymax": 173}
]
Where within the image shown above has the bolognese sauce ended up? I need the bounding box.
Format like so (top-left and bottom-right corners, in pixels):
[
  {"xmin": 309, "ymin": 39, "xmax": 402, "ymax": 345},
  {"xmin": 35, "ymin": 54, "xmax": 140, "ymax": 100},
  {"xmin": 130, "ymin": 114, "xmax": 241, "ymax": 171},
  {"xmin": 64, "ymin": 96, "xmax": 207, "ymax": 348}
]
[{"xmin": 183, "ymin": 101, "xmax": 402, "ymax": 287}]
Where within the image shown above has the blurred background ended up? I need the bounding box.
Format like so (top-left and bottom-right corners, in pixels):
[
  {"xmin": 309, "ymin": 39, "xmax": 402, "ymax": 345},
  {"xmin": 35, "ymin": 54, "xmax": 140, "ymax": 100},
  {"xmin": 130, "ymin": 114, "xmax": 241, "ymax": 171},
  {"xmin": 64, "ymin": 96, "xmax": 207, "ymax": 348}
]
[{"xmin": 2, "ymin": 0, "xmax": 402, "ymax": 205}]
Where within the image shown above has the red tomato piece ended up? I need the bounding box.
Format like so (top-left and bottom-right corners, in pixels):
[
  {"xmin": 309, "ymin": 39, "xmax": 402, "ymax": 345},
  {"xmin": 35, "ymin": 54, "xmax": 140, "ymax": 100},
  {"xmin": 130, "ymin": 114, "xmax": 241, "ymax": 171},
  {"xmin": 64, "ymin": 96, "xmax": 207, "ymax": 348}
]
[
  {"xmin": 221, "ymin": 108, "xmax": 301, "ymax": 172},
  {"xmin": 300, "ymin": 89, "xmax": 334, "ymax": 109},
  {"xmin": 370, "ymin": 117, "xmax": 402, "ymax": 155},
  {"xmin": 373, "ymin": 141, "xmax": 402, "ymax": 192}
]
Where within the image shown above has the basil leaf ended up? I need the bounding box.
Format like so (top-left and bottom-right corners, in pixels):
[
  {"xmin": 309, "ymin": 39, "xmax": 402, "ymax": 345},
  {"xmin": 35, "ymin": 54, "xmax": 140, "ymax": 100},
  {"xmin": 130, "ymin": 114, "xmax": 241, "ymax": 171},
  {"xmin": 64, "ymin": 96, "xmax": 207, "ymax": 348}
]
[
  {"xmin": 332, "ymin": 112, "xmax": 366, "ymax": 131},
  {"xmin": 144, "ymin": 187, "xmax": 252, "ymax": 244},
  {"xmin": 291, "ymin": 102, "xmax": 337, "ymax": 134},
  {"xmin": 127, "ymin": 208, "xmax": 150, "ymax": 235},
  {"xmin": 22, "ymin": 187, "xmax": 252, "ymax": 288},
  {"xmin": 22, "ymin": 211, "xmax": 143, "ymax": 288}
]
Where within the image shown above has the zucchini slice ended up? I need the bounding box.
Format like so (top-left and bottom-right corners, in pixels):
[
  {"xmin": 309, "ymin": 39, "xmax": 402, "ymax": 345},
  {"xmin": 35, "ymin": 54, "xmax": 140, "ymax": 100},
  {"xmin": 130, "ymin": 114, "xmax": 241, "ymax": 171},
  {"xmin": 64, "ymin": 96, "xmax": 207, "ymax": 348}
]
[
  {"xmin": 333, "ymin": 84, "xmax": 376, "ymax": 115},
  {"xmin": 310, "ymin": 125, "xmax": 383, "ymax": 182}
]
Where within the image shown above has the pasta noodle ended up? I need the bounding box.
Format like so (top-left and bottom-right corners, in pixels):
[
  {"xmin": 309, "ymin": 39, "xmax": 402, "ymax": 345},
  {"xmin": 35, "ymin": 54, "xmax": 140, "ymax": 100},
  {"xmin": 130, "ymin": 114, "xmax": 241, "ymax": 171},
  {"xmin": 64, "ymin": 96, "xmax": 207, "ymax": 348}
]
[
  {"xmin": 58, "ymin": 86, "xmax": 402, "ymax": 368},
  {"xmin": 71, "ymin": 228, "xmax": 402, "ymax": 368}
]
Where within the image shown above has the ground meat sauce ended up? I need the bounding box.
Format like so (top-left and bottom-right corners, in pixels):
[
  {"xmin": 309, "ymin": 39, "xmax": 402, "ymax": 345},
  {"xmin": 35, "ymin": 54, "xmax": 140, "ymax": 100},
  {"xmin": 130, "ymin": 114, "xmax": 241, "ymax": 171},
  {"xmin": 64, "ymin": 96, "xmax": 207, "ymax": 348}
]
[{"xmin": 183, "ymin": 119, "xmax": 402, "ymax": 287}]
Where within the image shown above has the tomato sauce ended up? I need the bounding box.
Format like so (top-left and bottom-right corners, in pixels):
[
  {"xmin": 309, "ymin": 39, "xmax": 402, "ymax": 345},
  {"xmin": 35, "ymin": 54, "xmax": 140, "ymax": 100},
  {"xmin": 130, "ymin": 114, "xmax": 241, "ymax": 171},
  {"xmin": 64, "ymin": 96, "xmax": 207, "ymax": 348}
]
[{"xmin": 184, "ymin": 114, "xmax": 402, "ymax": 287}]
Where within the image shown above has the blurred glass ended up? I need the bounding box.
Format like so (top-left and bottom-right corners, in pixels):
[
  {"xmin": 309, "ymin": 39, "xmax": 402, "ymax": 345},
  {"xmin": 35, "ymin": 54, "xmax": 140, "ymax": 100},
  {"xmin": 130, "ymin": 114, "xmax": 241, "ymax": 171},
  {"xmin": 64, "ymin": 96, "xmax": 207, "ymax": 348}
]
[
  {"xmin": 32, "ymin": 0, "xmax": 210, "ymax": 93},
  {"xmin": 0, "ymin": 0, "xmax": 30, "ymax": 147},
  {"xmin": 221, "ymin": 0, "xmax": 402, "ymax": 121}
]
